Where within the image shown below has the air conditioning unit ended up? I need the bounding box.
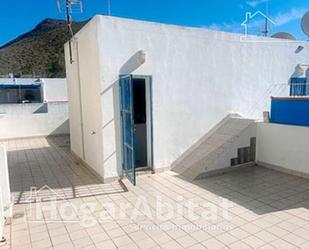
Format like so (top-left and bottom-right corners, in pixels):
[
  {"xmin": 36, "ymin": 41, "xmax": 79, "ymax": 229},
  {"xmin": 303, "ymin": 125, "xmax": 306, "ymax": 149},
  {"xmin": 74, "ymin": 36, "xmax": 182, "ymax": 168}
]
[{"xmin": 0, "ymin": 146, "xmax": 12, "ymax": 244}]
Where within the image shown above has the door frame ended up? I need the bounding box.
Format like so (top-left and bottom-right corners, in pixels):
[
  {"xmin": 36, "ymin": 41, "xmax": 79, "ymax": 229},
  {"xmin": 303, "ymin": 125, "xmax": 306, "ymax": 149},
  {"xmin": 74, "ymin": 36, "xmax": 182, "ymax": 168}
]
[
  {"xmin": 133, "ymin": 75, "xmax": 153, "ymax": 172},
  {"xmin": 119, "ymin": 75, "xmax": 153, "ymax": 178}
]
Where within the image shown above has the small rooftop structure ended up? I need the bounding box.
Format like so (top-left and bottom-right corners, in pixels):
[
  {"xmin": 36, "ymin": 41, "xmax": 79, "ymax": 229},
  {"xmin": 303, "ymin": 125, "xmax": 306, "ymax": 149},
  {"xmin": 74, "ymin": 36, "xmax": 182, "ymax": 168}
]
[
  {"xmin": 0, "ymin": 78, "xmax": 68, "ymax": 104},
  {"xmin": 0, "ymin": 79, "xmax": 42, "ymax": 104},
  {"xmin": 65, "ymin": 15, "xmax": 309, "ymax": 185}
]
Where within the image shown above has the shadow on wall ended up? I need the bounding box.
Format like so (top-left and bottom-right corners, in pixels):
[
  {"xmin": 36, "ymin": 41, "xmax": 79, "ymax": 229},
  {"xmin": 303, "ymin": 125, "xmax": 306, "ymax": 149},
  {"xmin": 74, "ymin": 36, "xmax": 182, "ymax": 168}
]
[
  {"xmin": 47, "ymin": 119, "xmax": 70, "ymax": 137},
  {"xmin": 119, "ymin": 50, "xmax": 146, "ymax": 75},
  {"xmin": 290, "ymin": 64, "xmax": 307, "ymax": 79},
  {"xmin": 100, "ymin": 81, "xmax": 123, "ymax": 177},
  {"xmin": 33, "ymin": 103, "xmax": 48, "ymax": 114},
  {"xmin": 99, "ymin": 51, "xmax": 146, "ymax": 178},
  {"xmin": 171, "ymin": 114, "xmax": 241, "ymax": 175}
]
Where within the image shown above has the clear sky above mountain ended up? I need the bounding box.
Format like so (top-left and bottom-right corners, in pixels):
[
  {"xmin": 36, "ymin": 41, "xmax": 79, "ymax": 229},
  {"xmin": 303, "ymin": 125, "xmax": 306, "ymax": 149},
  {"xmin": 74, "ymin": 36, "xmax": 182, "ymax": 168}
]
[{"xmin": 0, "ymin": 0, "xmax": 308, "ymax": 46}]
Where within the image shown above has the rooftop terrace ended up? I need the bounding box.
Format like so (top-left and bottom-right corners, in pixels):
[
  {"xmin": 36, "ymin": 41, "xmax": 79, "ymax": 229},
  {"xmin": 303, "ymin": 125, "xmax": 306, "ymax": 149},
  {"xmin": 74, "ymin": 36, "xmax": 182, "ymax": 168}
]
[{"xmin": 1, "ymin": 136, "xmax": 309, "ymax": 249}]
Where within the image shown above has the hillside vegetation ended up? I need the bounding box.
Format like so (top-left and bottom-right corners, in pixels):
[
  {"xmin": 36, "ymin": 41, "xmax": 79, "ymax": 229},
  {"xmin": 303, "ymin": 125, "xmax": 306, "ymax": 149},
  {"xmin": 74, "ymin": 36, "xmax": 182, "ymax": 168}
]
[{"xmin": 0, "ymin": 18, "xmax": 87, "ymax": 78}]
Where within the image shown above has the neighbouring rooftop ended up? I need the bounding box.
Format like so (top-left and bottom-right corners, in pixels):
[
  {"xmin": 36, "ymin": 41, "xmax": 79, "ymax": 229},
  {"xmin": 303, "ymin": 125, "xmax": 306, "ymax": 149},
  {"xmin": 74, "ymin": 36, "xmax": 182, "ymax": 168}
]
[{"xmin": 1, "ymin": 136, "xmax": 309, "ymax": 249}]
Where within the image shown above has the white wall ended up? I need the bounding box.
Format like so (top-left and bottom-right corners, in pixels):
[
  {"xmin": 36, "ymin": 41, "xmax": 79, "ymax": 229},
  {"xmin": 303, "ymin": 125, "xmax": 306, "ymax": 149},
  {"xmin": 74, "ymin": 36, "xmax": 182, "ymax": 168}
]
[
  {"xmin": 66, "ymin": 16, "xmax": 309, "ymax": 180},
  {"xmin": 0, "ymin": 146, "xmax": 10, "ymax": 213},
  {"xmin": 0, "ymin": 146, "xmax": 11, "ymax": 240},
  {"xmin": 0, "ymin": 181, "xmax": 4, "ymax": 240},
  {"xmin": 65, "ymin": 20, "xmax": 104, "ymax": 178},
  {"xmin": 41, "ymin": 78, "xmax": 68, "ymax": 102},
  {"xmin": 0, "ymin": 102, "xmax": 69, "ymax": 139},
  {"xmin": 0, "ymin": 102, "xmax": 66, "ymax": 114},
  {"xmin": 65, "ymin": 43, "xmax": 84, "ymax": 162},
  {"xmin": 0, "ymin": 78, "xmax": 68, "ymax": 103},
  {"xmin": 98, "ymin": 16, "xmax": 309, "ymax": 177},
  {"xmin": 257, "ymin": 123, "xmax": 309, "ymax": 176}
]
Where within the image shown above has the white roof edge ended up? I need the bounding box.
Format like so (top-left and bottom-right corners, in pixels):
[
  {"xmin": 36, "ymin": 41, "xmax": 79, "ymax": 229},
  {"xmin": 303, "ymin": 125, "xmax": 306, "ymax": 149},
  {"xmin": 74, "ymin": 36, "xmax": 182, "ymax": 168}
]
[
  {"xmin": 64, "ymin": 15, "xmax": 100, "ymax": 47},
  {"xmin": 65, "ymin": 14, "xmax": 308, "ymax": 45},
  {"xmin": 96, "ymin": 15, "xmax": 307, "ymax": 43}
]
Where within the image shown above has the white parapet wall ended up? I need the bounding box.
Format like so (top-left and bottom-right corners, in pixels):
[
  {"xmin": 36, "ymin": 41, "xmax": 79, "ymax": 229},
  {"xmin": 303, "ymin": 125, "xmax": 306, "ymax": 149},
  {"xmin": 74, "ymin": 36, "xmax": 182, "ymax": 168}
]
[
  {"xmin": 41, "ymin": 78, "xmax": 68, "ymax": 102},
  {"xmin": 0, "ymin": 102, "xmax": 69, "ymax": 139},
  {"xmin": 257, "ymin": 122, "xmax": 309, "ymax": 177},
  {"xmin": 0, "ymin": 146, "xmax": 11, "ymax": 241},
  {"xmin": 0, "ymin": 192, "xmax": 3, "ymax": 241}
]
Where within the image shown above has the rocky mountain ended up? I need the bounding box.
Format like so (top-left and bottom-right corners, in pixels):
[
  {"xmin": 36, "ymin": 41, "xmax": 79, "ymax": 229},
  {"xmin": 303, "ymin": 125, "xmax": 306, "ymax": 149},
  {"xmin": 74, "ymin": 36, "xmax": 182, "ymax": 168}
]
[{"xmin": 0, "ymin": 18, "xmax": 87, "ymax": 78}]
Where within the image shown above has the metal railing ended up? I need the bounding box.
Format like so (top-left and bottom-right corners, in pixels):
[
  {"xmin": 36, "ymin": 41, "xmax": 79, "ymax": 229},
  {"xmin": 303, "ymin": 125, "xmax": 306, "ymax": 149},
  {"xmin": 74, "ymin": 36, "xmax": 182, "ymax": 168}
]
[
  {"xmin": 265, "ymin": 83, "xmax": 309, "ymax": 97},
  {"xmin": 289, "ymin": 83, "xmax": 309, "ymax": 96}
]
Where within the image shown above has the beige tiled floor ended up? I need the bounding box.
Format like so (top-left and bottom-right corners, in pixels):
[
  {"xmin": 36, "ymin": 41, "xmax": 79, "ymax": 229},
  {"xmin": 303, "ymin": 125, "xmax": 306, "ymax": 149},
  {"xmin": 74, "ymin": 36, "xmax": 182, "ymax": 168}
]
[{"xmin": 1, "ymin": 136, "xmax": 309, "ymax": 249}]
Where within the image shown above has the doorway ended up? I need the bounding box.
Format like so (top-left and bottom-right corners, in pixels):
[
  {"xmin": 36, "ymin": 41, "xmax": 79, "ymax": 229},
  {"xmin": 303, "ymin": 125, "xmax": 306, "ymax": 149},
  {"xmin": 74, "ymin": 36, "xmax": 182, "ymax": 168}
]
[{"xmin": 119, "ymin": 75, "xmax": 153, "ymax": 185}]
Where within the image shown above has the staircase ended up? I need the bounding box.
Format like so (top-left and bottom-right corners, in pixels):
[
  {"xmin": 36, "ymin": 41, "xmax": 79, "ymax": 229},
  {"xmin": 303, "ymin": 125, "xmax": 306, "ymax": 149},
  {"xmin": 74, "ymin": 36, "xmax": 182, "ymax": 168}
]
[{"xmin": 171, "ymin": 114, "xmax": 255, "ymax": 181}]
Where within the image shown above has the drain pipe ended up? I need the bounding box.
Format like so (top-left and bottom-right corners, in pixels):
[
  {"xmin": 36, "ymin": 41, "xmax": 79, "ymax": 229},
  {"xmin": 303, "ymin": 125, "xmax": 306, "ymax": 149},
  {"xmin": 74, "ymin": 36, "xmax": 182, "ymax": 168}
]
[{"xmin": 75, "ymin": 39, "xmax": 86, "ymax": 160}]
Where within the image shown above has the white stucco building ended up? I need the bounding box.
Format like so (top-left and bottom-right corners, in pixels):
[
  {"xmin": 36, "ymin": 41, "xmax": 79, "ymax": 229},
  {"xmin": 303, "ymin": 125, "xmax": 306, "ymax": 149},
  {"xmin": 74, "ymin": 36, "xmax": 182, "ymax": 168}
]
[
  {"xmin": 41, "ymin": 78, "xmax": 68, "ymax": 102},
  {"xmin": 0, "ymin": 78, "xmax": 68, "ymax": 103},
  {"xmin": 0, "ymin": 78, "xmax": 69, "ymax": 139},
  {"xmin": 65, "ymin": 15, "xmax": 309, "ymax": 184}
]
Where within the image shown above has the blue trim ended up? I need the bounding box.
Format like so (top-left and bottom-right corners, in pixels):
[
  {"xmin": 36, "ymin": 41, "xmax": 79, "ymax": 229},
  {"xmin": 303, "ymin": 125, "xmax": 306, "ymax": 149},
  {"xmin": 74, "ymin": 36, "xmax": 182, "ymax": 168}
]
[
  {"xmin": 131, "ymin": 75, "xmax": 154, "ymax": 172},
  {"xmin": 0, "ymin": 84, "xmax": 41, "ymax": 90},
  {"xmin": 148, "ymin": 76, "xmax": 154, "ymax": 171},
  {"xmin": 119, "ymin": 75, "xmax": 136, "ymax": 186},
  {"xmin": 271, "ymin": 97, "xmax": 309, "ymax": 127}
]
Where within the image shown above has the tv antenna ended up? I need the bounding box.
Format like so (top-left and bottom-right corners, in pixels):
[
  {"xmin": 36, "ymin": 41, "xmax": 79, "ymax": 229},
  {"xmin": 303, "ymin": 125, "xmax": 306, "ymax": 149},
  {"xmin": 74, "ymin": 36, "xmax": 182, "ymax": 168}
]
[
  {"xmin": 261, "ymin": 0, "xmax": 270, "ymax": 36},
  {"xmin": 107, "ymin": 0, "xmax": 112, "ymax": 15},
  {"xmin": 57, "ymin": 0, "xmax": 83, "ymax": 64}
]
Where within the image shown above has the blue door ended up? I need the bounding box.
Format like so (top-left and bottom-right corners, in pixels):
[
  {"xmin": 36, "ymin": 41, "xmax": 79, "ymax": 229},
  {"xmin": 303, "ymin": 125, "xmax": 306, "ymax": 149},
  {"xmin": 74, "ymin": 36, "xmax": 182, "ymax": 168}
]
[{"xmin": 119, "ymin": 75, "xmax": 136, "ymax": 185}]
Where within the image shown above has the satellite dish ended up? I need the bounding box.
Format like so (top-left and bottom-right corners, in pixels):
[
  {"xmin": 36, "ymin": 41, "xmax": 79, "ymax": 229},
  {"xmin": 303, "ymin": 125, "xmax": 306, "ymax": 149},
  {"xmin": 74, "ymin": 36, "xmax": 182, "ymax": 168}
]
[
  {"xmin": 301, "ymin": 11, "xmax": 309, "ymax": 36},
  {"xmin": 271, "ymin": 32, "xmax": 296, "ymax": 40}
]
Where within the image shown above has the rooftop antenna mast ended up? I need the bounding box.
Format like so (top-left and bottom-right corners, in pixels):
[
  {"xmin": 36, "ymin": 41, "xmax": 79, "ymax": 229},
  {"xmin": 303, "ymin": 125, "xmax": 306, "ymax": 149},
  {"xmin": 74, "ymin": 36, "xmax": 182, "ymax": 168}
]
[
  {"xmin": 262, "ymin": 0, "xmax": 269, "ymax": 36},
  {"xmin": 107, "ymin": 0, "xmax": 112, "ymax": 15},
  {"xmin": 57, "ymin": 0, "xmax": 83, "ymax": 64}
]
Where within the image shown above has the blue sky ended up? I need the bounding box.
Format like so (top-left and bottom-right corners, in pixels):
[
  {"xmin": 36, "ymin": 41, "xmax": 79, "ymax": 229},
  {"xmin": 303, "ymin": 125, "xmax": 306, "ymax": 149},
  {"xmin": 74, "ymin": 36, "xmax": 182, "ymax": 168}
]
[{"xmin": 0, "ymin": 0, "xmax": 308, "ymax": 46}]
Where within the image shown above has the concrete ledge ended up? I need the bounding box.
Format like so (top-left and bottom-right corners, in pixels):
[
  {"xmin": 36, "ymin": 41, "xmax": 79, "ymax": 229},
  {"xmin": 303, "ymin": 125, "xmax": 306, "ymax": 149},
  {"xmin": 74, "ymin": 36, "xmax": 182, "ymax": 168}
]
[
  {"xmin": 196, "ymin": 162, "xmax": 256, "ymax": 180},
  {"xmin": 136, "ymin": 168, "xmax": 153, "ymax": 175},
  {"xmin": 104, "ymin": 176, "xmax": 121, "ymax": 184},
  {"xmin": 153, "ymin": 166, "xmax": 171, "ymax": 174},
  {"xmin": 0, "ymin": 133, "xmax": 70, "ymax": 141},
  {"xmin": 71, "ymin": 150, "xmax": 171, "ymax": 183},
  {"xmin": 257, "ymin": 161, "xmax": 309, "ymax": 180}
]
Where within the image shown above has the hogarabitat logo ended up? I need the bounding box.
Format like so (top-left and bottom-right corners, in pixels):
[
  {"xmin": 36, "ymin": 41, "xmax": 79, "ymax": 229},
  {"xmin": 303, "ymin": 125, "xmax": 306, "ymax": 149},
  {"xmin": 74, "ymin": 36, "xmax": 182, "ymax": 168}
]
[
  {"xmin": 240, "ymin": 11, "xmax": 278, "ymax": 42},
  {"xmin": 25, "ymin": 185, "xmax": 234, "ymax": 230}
]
